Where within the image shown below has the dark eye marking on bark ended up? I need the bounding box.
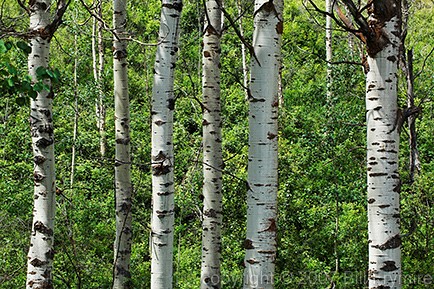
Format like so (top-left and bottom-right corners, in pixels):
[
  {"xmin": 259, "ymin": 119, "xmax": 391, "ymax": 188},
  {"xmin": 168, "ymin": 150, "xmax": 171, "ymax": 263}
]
[
  {"xmin": 30, "ymin": 258, "xmax": 48, "ymax": 267},
  {"xmin": 372, "ymin": 234, "xmax": 401, "ymax": 250},
  {"xmin": 380, "ymin": 261, "xmax": 398, "ymax": 272},
  {"xmin": 34, "ymin": 221, "xmax": 53, "ymax": 236},
  {"xmin": 369, "ymin": 172, "xmax": 388, "ymax": 177},
  {"xmin": 244, "ymin": 239, "xmax": 255, "ymax": 249}
]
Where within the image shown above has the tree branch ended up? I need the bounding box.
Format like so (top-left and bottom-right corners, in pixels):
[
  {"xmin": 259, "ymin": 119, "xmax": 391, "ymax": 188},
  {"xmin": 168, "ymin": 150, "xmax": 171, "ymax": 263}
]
[
  {"xmin": 215, "ymin": 1, "xmax": 260, "ymax": 66},
  {"xmin": 78, "ymin": 0, "xmax": 121, "ymax": 41},
  {"xmin": 44, "ymin": 0, "xmax": 72, "ymax": 39},
  {"xmin": 414, "ymin": 46, "xmax": 434, "ymax": 80},
  {"xmin": 16, "ymin": 0, "xmax": 30, "ymax": 14}
]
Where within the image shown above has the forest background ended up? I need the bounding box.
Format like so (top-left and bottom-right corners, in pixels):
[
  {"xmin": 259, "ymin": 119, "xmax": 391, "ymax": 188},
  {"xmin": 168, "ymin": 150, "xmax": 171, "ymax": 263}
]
[{"xmin": 1, "ymin": 0, "xmax": 434, "ymax": 288}]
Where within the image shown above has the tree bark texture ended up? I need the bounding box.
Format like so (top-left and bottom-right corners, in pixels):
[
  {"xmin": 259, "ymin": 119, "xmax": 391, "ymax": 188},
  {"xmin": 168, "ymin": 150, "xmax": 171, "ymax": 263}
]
[
  {"xmin": 201, "ymin": 1, "xmax": 223, "ymax": 288},
  {"xmin": 405, "ymin": 50, "xmax": 420, "ymax": 182},
  {"xmin": 113, "ymin": 0, "xmax": 132, "ymax": 288},
  {"xmin": 150, "ymin": 0, "xmax": 182, "ymax": 288},
  {"xmin": 365, "ymin": 1, "xmax": 401, "ymax": 288},
  {"xmin": 27, "ymin": 1, "xmax": 56, "ymax": 288},
  {"xmin": 243, "ymin": 0, "xmax": 282, "ymax": 288}
]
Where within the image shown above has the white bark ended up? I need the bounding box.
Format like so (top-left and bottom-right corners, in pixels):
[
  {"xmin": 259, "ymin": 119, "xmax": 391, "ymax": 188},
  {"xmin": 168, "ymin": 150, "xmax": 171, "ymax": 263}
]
[
  {"xmin": 243, "ymin": 1, "xmax": 282, "ymax": 288},
  {"xmin": 150, "ymin": 1, "xmax": 182, "ymax": 288},
  {"xmin": 27, "ymin": 1, "xmax": 56, "ymax": 288},
  {"xmin": 201, "ymin": 1, "xmax": 223, "ymax": 288},
  {"xmin": 325, "ymin": 0, "xmax": 332, "ymax": 102},
  {"xmin": 366, "ymin": 5, "xmax": 401, "ymax": 289},
  {"xmin": 113, "ymin": 0, "xmax": 132, "ymax": 288}
]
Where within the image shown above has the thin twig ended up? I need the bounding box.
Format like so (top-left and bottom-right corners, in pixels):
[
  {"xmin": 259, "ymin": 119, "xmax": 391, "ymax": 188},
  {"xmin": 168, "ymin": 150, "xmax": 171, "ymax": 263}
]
[{"xmin": 414, "ymin": 46, "xmax": 434, "ymax": 80}]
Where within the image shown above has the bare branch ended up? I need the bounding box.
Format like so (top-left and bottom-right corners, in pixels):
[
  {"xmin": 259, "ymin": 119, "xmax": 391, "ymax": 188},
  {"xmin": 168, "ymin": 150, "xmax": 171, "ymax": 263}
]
[
  {"xmin": 16, "ymin": 0, "xmax": 30, "ymax": 14},
  {"xmin": 340, "ymin": 0, "xmax": 369, "ymax": 33},
  {"xmin": 215, "ymin": 1, "xmax": 261, "ymax": 66},
  {"xmin": 304, "ymin": 0, "xmax": 361, "ymax": 36},
  {"xmin": 121, "ymin": 37, "xmax": 159, "ymax": 46},
  {"xmin": 414, "ymin": 46, "xmax": 434, "ymax": 80},
  {"xmin": 78, "ymin": 0, "xmax": 121, "ymax": 41},
  {"xmin": 44, "ymin": 0, "xmax": 72, "ymax": 39}
]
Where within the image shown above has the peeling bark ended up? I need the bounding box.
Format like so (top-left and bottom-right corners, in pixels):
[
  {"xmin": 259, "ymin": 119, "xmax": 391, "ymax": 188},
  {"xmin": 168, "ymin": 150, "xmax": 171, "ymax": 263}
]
[
  {"xmin": 150, "ymin": 1, "xmax": 182, "ymax": 288},
  {"xmin": 243, "ymin": 0, "xmax": 282, "ymax": 288}
]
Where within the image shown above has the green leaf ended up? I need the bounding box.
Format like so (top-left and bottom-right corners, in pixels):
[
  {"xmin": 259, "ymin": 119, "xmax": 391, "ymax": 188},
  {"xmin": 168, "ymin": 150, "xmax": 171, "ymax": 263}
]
[
  {"xmin": 0, "ymin": 40, "xmax": 6, "ymax": 54},
  {"xmin": 16, "ymin": 97, "xmax": 26, "ymax": 106},
  {"xmin": 5, "ymin": 41, "xmax": 13, "ymax": 51},
  {"xmin": 33, "ymin": 82, "xmax": 44, "ymax": 92},
  {"xmin": 16, "ymin": 41, "xmax": 31, "ymax": 54},
  {"xmin": 6, "ymin": 63, "xmax": 17, "ymax": 75},
  {"xmin": 53, "ymin": 68, "xmax": 61, "ymax": 81},
  {"xmin": 22, "ymin": 81, "xmax": 33, "ymax": 92},
  {"xmin": 29, "ymin": 90, "xmax": 37, "ymax": 99},
  {"xmin": 46, "ymin": 69, "xmax": 54, "ymax": 78},
  {"xmin": 35, "ymin": 66, "xmax": 48, "ymax": 79},
  {"xmin": 7, "ymin": 78, "xmax": 14, "ymax": 87},
  {"xmin": 42, "ymin": 83, "xmax": 50, "ymax": 91}
]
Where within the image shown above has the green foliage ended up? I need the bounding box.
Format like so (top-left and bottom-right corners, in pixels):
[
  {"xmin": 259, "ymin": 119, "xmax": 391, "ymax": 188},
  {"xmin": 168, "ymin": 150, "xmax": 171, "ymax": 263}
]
[{"xmin": 1, "ymin": 0, "xmax": 434, "ymax": 288}]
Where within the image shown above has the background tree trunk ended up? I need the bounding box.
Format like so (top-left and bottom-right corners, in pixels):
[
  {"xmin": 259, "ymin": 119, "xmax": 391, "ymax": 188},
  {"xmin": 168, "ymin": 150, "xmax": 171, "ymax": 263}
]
[
  {"xmin": 201, "ymin": 0, "xmax": 223, "ymax": 288},
  {"xmin": 150, "ymin": 1, "xmax": 182, "ymax": 288},
  {"xmin": 113, "ymin": 0, "xmax": 132, "ymax": 287},
  {"xmin": 243, "ymin": 0, "xmax": 282, "ymax": 288},
  {"xmin": 26, "ymin": 1, "xmax": 56, "ymax": 288},
  {"xmin": 93, "ymin": 0, "xmax": 107, "ymax": 157}
]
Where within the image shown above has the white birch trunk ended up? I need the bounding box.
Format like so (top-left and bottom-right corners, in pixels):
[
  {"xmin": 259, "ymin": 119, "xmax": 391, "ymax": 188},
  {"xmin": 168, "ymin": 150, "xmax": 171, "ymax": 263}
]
[
  {"xmin": 366, "ymin": 3, "xmax": 401, "ymax": 288},
  {"xmin": 201, "ymin": 0, "xmax": 223, "ymax": 288},
  {"xmin": 325, "ymin": 0, "xmax": 332, "ymax": 102},
  {"xmin": 243, "ymin": 1, "xmax": 282, "ymax": 288},
  {"xmin": 150, "ymin": 1, "xmax": 182, "ymax": 288},
  {"xmin": 113, "ymin": 0, "xmax": 132, "ymax": 287},
  {"xmin": 27, "ymin": 1, "xmax": 56, "ymax": 288}
]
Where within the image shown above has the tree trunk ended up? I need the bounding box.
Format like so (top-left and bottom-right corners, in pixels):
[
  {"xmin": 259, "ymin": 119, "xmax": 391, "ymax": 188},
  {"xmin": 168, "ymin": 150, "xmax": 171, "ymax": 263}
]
[
  {"xmin": 113, "ymin": 0, "xmax": 132, "ymax": 288},
  {"xmin": 71, "ymin": 31, "xmax": 78, "ymax": 189},
  {"xmin": 405, "ymin": 50, "xmax": 420, "ymax": 183},
  {"xmin": 243, "ymin": 1, "xmax": 282, "ymax": 288},
  {"xmin": 201, "ymin": 0, "xmax": 223, "ymax": 288},
  {"xmin": 150, "ymin": 1, "xmax": 182, "ymax": 288},
  {"xmin": 94, "ymin": 0, "xmax": 106, "ymax": 157},
  {"xmin": 365, "ymin": 2, "xmax": 401, "ymax": 288},
  {"xmin": 26, "ymin": 1, "xmax": 56, "ymax": 288},
  {"xmin": 325, "ymin": 0, "xmax": 332, "ymax": 102},
  {"xmin": 236, "ymin": 0, "xmax": 249, "ymax": 98}
]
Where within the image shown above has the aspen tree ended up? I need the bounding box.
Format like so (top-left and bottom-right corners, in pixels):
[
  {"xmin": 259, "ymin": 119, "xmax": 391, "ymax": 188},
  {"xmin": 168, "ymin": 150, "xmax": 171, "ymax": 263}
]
[
  {"xmin": 26, "ymin": 0, "xmax": 69, "ymax": 288},
  {"xmin": 243, "ymin": 0, "xmax": 282, "ymax": 288},
  {"xmin": 308, "ymin": 0, "xmax": 403, "ymax": 286},
  {"xmin": 201, "ymin": 0, "xmax": 223, "ymax": 288},
  {"xmin": 364, "ymin": 2, "xmax": 402, "ymax": 288},
  {"xmin": 113, "ymin": 0, "xmax": 132, "ymax": 287},
  {"xmin": 150, "ymin": 0, "xmax": 182, "ymax": 288}
]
